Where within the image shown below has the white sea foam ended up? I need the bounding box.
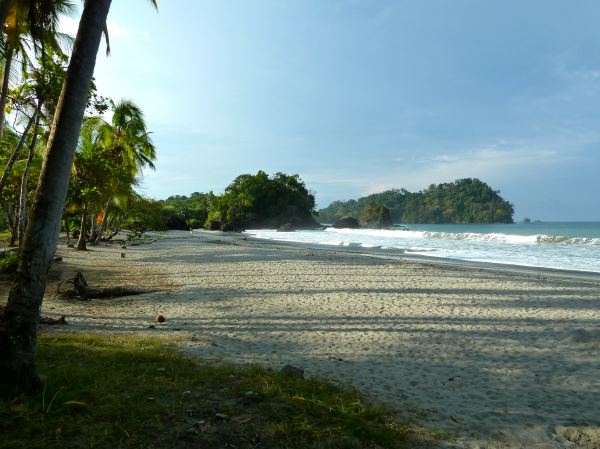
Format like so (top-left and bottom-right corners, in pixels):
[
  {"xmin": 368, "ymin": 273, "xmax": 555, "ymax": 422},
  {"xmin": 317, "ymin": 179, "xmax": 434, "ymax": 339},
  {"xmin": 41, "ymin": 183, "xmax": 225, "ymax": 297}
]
[{"xmin": 244, "ymin": 224, "xmax": 600, "ymax": 272}]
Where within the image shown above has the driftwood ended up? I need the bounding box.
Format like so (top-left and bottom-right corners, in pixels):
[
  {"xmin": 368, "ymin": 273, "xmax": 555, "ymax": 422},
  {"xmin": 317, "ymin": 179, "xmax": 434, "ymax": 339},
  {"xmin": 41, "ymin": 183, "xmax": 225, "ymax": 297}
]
[
  {"xmin": 73, "ymin": 271, "xmax": 152, "ymax": 300},
  {"xmin": 40, "ymin": 315, "xmax": 67, "ymax": 325}
]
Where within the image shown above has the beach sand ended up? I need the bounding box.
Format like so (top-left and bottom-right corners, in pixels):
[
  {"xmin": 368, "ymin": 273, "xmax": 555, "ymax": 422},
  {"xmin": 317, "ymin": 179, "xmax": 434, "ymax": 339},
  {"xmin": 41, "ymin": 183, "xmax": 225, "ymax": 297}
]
[{"xmin": 5, "ymin": 230, "xmax": 600, "ymax": 449}]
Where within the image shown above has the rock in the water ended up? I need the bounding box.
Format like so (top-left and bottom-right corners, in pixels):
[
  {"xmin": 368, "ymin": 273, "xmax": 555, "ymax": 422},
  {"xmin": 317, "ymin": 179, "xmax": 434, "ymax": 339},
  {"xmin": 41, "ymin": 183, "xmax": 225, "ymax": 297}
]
[
  {"xmin": 333, "ymin": 216, "xmax": 360, "ymax": 229},
  {"xmin": 280, "ymin": 364, "xmax": 304, "ymax": 379},
  {"xmin": 52, "ymin": 256, "xmax": 63, "ymax": 262},
  {"xmin": 360, "ymin": 203, "xmax": 393, "ymax": 229},
  {"xmin": 277, "ymin": 223, "xmax": 295, "ymax": 232},
  {"xmin": 155, "ymin": 315, "xmax": 166, "ymax": 323}
]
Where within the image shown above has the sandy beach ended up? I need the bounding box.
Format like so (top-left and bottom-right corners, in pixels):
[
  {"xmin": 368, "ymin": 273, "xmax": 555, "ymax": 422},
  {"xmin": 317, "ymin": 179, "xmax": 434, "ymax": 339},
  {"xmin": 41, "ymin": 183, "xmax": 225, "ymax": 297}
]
[{"xmin": 5, "ymin": 231, "xmax": 600, "ymax": 449}]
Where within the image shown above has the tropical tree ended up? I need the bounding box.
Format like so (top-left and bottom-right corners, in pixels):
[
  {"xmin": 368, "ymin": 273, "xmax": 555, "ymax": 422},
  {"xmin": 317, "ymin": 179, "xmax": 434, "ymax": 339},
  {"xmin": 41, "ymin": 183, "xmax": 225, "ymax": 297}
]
[
  {"xmin": 90, "ymin": 99, "xmax": 156, "ymax": 243},
  {"xmin": 0, "ymin": 0, "xmax": 73, "ymax": 139},
  {"xmin": 66, "ymin": 98, "xmax": 155, "ymax": 249},
  {"xmin": 0, "ymin": 51, "xmax": 68, "ymax": 243},
  {"xmin": 0, "ymin": 0, "xmax": 158, "ymax": 395}
]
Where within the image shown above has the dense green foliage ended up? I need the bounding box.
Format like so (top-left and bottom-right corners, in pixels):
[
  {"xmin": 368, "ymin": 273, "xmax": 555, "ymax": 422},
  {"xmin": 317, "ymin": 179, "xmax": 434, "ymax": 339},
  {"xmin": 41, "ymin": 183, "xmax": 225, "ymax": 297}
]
[
  {"xmin": 161, "ymin": 192, "xmax": 214, "ymax": 230},
  {"xmin": 160, "ymin": 171, "xmax": 318, "ymax": 231},
  {"xmin": 360, "ymin": 203, "xmax": 393, "ymax": 228},
  {"xmin": 212, "ymin": 171, "xmax": 317, "ymax": 229},
  {"xmin": 0, "ymin": 333, "xmax": 428, "ymax": 448},
  {"xmin": 319, "ymin": 178, "xmax": 514, "ymax": 224},
  {"xmin": 0, "ymin": 251, "xmax": 17, "ymax": 273}
]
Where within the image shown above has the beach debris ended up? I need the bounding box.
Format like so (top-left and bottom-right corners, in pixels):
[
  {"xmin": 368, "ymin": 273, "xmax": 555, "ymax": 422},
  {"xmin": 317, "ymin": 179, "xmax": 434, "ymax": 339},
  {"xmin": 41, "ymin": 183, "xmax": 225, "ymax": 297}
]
[
  {"xmin": 70, "ymin": 271, "xmax": 154, "ymax": 300},
  {"xmin": 155, "ymin": 314, "xmax": 166, "ymax": 323},
  {"xmin": 280, "ymin": 364, "xmax": 304, "ymax": 379},
  {"xmin": 39, "ymin": 315, "xmax": 67, "ymax": 325}
]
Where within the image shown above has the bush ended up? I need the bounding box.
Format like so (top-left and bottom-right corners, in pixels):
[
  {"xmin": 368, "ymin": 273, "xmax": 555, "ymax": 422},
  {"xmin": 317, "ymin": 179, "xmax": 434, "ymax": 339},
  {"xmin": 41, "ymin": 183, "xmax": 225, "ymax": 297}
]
[{"xmin": 0, "ymin": 251, "xmax": 18, "ymax": 273}]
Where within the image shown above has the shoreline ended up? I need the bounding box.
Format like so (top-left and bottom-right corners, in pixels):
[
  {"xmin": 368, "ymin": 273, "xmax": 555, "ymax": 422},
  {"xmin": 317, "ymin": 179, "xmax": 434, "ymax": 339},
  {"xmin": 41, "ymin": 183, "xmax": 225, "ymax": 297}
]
[{"xmin": 205, "ymin": 229, "xmax": 600, "ymax": 283}]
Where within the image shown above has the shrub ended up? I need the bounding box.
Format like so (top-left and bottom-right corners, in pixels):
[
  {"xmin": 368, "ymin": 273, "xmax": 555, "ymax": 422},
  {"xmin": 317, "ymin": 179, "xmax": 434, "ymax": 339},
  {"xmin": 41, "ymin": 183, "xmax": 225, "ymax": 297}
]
[{"xmin": 0, "ymin": 251, "xmax": 18, "ymax": 273}]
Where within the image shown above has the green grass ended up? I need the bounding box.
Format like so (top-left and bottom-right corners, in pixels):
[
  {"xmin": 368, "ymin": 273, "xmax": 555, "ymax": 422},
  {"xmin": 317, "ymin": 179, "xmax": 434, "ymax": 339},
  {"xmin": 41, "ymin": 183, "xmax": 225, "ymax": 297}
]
[{"xmin": 0, "ymin": 333, "xmax": 435, "ymax": 449}]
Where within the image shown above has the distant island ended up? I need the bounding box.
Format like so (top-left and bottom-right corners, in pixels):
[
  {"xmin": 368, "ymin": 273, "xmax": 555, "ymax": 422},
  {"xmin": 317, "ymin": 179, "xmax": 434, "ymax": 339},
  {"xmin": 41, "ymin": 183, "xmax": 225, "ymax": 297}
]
[{"xmin": 318, "ymin": 178, "xmax": 514, "ymax": 224}]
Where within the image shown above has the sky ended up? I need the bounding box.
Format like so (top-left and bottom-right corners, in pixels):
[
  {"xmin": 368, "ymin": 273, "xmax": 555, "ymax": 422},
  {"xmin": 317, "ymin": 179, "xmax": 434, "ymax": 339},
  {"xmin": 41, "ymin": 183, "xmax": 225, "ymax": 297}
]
[{"xmin": 61, "ymin": 1, "xmax": 600, "ymax": 221}]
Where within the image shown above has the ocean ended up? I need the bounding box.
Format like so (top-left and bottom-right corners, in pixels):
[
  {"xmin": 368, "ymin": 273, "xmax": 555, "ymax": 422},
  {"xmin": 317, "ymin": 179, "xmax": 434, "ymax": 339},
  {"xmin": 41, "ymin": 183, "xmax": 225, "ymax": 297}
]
[{"xmin": 243, "ymin": 222, "xmax": 600, "ymax": 273}]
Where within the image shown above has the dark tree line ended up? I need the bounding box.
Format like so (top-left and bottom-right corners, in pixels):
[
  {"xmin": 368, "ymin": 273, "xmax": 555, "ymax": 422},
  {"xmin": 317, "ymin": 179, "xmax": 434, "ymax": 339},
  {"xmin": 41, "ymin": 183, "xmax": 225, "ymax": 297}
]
[
  {"xmin": 319, "ymin": 178, "xmax": 514, "ymax": 224},
  {"xmin": 158, "ymin": 171, "xmax": 318, "ymax": 231}
]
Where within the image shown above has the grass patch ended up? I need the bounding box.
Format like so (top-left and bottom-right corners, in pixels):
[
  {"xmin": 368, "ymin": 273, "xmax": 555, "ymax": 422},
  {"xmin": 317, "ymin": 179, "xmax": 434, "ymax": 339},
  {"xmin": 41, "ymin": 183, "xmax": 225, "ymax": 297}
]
[{"xmin": 0, "ymin": 333, "xmax": 434, "ymax": 449}]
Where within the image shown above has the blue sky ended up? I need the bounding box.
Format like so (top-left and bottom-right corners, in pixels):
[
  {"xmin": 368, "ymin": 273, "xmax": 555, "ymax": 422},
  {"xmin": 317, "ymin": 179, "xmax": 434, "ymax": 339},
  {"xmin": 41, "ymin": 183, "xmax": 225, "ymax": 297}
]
[{"xmin": 62, "ymin": 1, "xmax": 600, "ymax": 220}]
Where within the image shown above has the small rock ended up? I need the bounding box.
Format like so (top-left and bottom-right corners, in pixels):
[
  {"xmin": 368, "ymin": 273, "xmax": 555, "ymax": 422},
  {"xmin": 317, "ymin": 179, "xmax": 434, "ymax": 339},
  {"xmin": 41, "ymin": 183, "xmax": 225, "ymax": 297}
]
[
  {"xmin": 52, "ymin": 256, "xmax": 63, "ymax": 262},
  {"xmin": 215, "ymin": 413, "xmax": 229, "ymax": 421},
  {"xmin": 280, "ymin": 364, "xmax": 304, "ymax": 379},
  {"xmin": 147, "ymin": 325, "xmax": 155, "ymax": 329},
  {"xmin": 156, "ymin": 315, "xmax": 166, "ymax": 323},
  {"xmin": 182, "ymin": 390, "xmax": 192, "ymax": 396},
  {"xmin": 121, "ymin": 245, "xmax": 126, "ymax": 249}
]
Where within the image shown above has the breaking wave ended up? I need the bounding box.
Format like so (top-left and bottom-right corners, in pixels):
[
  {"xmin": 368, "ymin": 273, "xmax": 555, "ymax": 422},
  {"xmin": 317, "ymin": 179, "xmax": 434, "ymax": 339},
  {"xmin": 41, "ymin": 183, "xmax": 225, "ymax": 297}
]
[{"xmin": 324, "ymin": 228, "xmax": 600, "ymax": 246}]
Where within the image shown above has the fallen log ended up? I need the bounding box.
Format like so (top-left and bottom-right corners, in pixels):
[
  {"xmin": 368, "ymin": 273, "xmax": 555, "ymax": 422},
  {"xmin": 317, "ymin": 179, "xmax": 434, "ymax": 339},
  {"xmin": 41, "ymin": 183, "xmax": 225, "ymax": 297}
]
[
  {"xmin": 73, "ymin": 271, "xmax": 153, "ymax": 300},
  {"xmin": 40, "ymin": 315, "xmax": 67, "ymax": 325}
]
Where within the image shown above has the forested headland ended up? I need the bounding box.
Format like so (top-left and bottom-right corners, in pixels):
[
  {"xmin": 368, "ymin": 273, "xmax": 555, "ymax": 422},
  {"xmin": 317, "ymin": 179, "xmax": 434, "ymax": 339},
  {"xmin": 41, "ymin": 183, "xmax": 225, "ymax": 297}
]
[{"xmin": 318, "ymin": 178, "xmax": 514, "ymax": 224}]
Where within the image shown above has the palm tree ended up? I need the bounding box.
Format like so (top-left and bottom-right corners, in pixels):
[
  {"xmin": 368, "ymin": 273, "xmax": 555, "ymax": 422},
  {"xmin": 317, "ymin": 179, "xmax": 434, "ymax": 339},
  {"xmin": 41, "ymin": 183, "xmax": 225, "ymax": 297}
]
[
  {"xmin": 0, "ymin": 0, "xmax": 158, "ymax": 394},
  {"xmin": 91, "ymin": 99, "xmax": 156, "ymax": 242},
  {"xmin": 0, "ymin": 0, "xmax": 73, "ymax": 140},
  {"xmin": 0, "ymin": 0, "xmax": 114, "ymax": 394}
]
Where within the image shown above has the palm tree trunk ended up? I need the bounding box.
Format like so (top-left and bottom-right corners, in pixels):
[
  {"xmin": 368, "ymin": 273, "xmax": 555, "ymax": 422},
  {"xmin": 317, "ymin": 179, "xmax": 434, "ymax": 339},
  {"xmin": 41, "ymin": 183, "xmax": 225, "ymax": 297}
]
[
  {"xmin": 76, "ymin": 208, "xmax": 87, "ymax": 250},
  {"xmin": 65, "ymin": 217, "xmax": 71, "ymax": 245},
  {"xmin": 0, "ymin": 46, "xmax": 14, "ymax": 140},
  {"xmin": 0, "ymin": 0, "xmax": 112, "ymax": 394},
  {"xmin": 0, "ymin": 106, "xmax": 39, "ymax": 199},
  {"xmin": 92, "ymin": 200, "xmax": 111, "ymax": 243},
  {"xmin": 17, "ymin": 112, "xmax": 41, "ymax": 248},
  {"xmin": 8, "ymin": 201, "xmax": 17, "ymax": 247}
]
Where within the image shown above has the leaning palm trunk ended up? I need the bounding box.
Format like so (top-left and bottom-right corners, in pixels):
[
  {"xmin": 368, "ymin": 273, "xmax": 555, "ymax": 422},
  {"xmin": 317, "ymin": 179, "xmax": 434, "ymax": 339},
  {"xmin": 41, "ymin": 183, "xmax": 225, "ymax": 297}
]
[
  {"xmin": 0, "ymin": 0, "xmax": 112, "ymax": 394},
  {"xmin": 0, "ymin": 46, "xmax": 14, "ymax": 140},
  {"xmin": 92, "ymin": 200, "xmax": 111, "ymax": 243},
  {"xmin": 0, "ymin": 106, "xmax": 39, "ymax": 200},
  {"xmin": 76, "ymin": 208, "xmax": 88, "ymax": 250},
  {"xmin": 17, "ymin": 113, "xmax": 41, "ymax": 248}
]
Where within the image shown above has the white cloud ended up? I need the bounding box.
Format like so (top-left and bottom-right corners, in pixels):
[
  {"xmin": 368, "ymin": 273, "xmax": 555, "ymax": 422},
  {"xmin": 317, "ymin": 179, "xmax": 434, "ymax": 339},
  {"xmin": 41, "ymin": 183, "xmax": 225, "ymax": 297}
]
[{"xmin": 362, "ymin": 145, "xmax": 562, "ymax": 195}]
